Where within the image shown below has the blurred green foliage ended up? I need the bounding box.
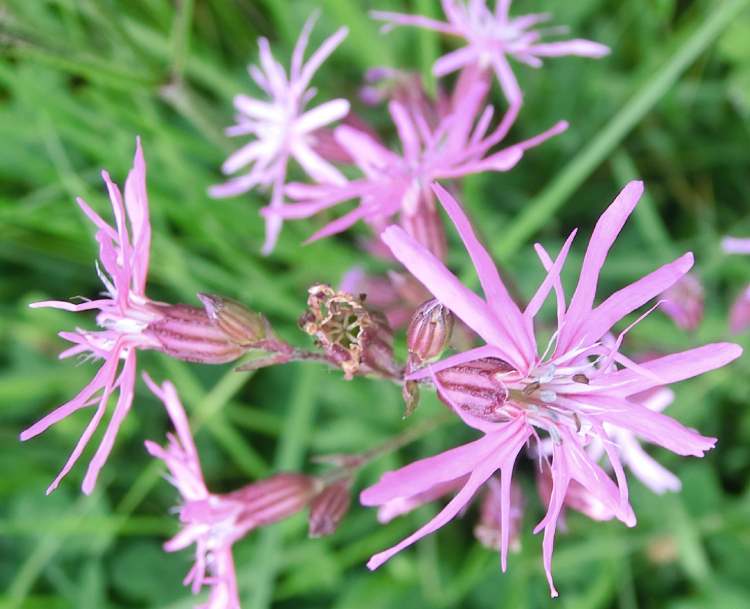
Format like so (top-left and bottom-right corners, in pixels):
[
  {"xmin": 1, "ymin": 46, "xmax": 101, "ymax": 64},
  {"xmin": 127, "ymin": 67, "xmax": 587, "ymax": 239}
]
[{"xmin": 2, "ymin": 1, "xmax": 750, "ymax": 608}]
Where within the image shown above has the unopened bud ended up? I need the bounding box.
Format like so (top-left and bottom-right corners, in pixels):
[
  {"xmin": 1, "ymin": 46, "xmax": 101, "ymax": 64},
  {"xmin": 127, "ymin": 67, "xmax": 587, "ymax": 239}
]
[
  {"xmin": 227, "ymin": 473, "xmax": 316, "ymax": 527},
  {"xmin": 308, "ymin": 480, "xmax": 351, "ymax": 538},
  {"xmin": 402, "ymin": 380, "xmax": 420, "ymax": 418},
  {"xmin": 729, "ymin": 285, "xmax": 750, "ymax": 334},
  {"xmin": 661, "ymin": 273, "xmax": 704, "ymax": 331},
  {"xmin": 145, "ymin": 303, "xmax": 246, "ymax": 364},
  {"xmin": 474, "ymin": 477, "xmax": 523, "ymax": 552},
  {"xmin": 436, "ymin": 357, "xmax": 513, "ymax": 421},
  {"xmin": 407, "ymin": 299, "xmax": 454, "ymax": 364},
  {"xmin": 197, "ymin": 293, "xmax": 268, "ymax": 346}
]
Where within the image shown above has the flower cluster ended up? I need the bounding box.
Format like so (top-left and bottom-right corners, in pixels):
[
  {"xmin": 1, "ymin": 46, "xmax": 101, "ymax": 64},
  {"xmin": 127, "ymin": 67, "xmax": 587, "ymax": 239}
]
[{"xmin": 23, "ymin": 2, "xmax": 744, "ymax": 607}]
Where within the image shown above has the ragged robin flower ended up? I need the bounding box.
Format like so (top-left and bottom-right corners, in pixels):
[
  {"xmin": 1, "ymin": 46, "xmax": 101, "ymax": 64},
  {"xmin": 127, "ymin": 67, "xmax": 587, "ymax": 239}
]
[
  {"xmin": 145, "ymin": 375, "xmax": 317, "ymax": 609},
  {"xmin": 209, "ymin": 13, "xmax": 350, "ymax": 254},
  {"xmin": 371, "ymin": 0, "xmax": 609, "ymax": 109},
  {"xmin": 274, "ymin": 72, "xmax": 566, "ymax": 257},
  {"xmin": 24, "ymin": 140, "xmax": 257, "ymax": 494},
  {"xmin": 362, "ymin": 181, "xmax": 741, "ymax": 596}
]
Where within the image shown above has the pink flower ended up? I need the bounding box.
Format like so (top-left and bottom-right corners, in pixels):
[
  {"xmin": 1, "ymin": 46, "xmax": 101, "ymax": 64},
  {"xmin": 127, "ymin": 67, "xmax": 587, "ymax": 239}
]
[
  {"xmin": 273, "ymin": 78, "xmax": 566, "ymax": 256},
  {"xmin": 144, "ymin": 375, "xmax": 242, "ymax": 609},
  {"xmin": 209, "ymin": 14, "xmax": 350, "ymax": 254},
  {"xmin": 23, "ymin": 139, "xmax": 161, "ymax": 495},
  {"xmin": 371, "ymin": 0, "xmax": 609, "ymax": 109},
  {"xmin": 23, "ymin": 141, "xmax": 252, "ymax": 495},
  {"xmin": 145, "ymin": 375, "xmax": 316, "ymax": 609},
  {"xmin": 721, "ymin": 236, "xmax": 750, "ymax": 333},
  {"xmin": 364, "ymin": 181, "xmax": 741, "ymax": 595}
]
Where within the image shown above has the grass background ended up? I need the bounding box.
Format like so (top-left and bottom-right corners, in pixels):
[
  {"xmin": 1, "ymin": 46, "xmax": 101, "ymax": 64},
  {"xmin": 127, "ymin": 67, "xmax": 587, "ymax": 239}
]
[{"xmin": 2, "ymin": 0, "xmax": 750, "ymax": 608}]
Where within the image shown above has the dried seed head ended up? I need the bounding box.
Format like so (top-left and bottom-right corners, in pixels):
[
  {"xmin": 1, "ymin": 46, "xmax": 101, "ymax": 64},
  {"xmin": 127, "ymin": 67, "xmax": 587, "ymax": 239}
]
[
  {"xmin": 406, "ymin": 299, "xmax": 454, "ymax": 364},
  {"xmin": 145, "ymin": 303, "xmax": 247, "ymax": 364},
  {"xmin": 300, "ymin": 284, "xmax": 399, "ymax": 379},
  {"xmin": 308, "ymin": 479, "xmax": 352, "ymax": 538},
  {"xmin": 197, "ymin": 293, "xmax": 269, "ymax": 346}
]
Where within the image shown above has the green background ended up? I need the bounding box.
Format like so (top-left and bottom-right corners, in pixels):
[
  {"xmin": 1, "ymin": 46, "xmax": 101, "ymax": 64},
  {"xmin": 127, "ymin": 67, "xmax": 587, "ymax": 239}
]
[{"xmin": 2, "ymin": 1, "xmax": 750, "ymax": 608}]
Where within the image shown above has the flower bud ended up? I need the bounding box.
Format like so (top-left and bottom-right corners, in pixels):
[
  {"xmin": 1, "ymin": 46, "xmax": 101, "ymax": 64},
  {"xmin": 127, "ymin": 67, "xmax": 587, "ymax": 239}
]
[
  {"xmin": 197, "ymin": 293, "xmax": 268, "ymax": 346},
  {"xmin": 660, "ymin": 273, "xmax": 704, "ymax": 331},
  {"xmin": 729, "ymin": 285, "xmax": 750, "ymax": 334},
  {"xmin": 308, "ymin": 480, "xmax": 351, "ymax": 538},
  {"xmin": 300, "ymin": 284, "xmax": 400, "ymax": 379},
  {"xmin": 473, "ymin": 477, "xmax": 523, "ymax": 552},
  {"xmin": 407, "ymin": 299, "xmax": 454, "ymax": 364},
  {"xmin": 227, "ymin": 473, "xmax": 317, "ymax": 528},
  {"xmin": 436, "ymin": 357, "xmax": 513, "ymax": 421},
  {"xmin": 145, "ymin": 303, "xmax": 247, "ymax": 364}
]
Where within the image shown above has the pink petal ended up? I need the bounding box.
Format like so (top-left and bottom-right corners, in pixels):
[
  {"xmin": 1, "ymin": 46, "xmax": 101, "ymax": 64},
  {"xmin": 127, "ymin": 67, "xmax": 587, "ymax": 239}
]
[
  {"xmin": 366, "ymin": 422, "xmax": 528, "ymax": 570},
  {"xmin": 599, "ymin": 342, "xmax": 742, "ymax": 397},
  {"xmin": 123, "ymin": 137, "xmax": 151, "ymax": 295},
  {"xmin": 290, "ymin": 140, "xmax": 346, "ymax": 185},
  {"xmin": 432, "ymin": 184, "xmax": 534, "ymax": 367},
  {"xmin": 434, "ymin": 46, "xmax": 478, "ymax": 77},
  {"xmin": 558, "ymin": 181, "xmax": 644, "ymax": 353},
  {"xmin": 618, "ymin": 432, "xmax": 681, "ymax": 494},
  {"xmin": 389, "ymin": 101, "xmax": 420, "ymax": 163},
  {"xmin": 580, "ymin": 252, "xmax": 694, "ymax": 346},
  {"xmin": 298, "ymin": 26, "xmax": 349, "ymax": 91},
  {"xmin": 588, "ymin": 395, "xmax": 716, "ymax": 458},
  {"xmin": 491, "ymin": 53, "xmax": 523, "ymax": 110},
  {"xmin": 369, "ymin": 11, "xmax": 458, "ymax": 36},
  {"xmin": 524, "ymin": 230, "xmax": 577, "ymax": 320},
  {"xmin": 304, "ymin": 204, "xmax": 372, "ymax": 243},
  {"xmin": 360, "ymin": 433, "xmax": 502, "ymax": 507},
  {"xmin": 529, "ymin": 40, "xmax": 610, "ymax": 58},
  {"xmin": 296, "ymin": 99, "xmax": 350, "ymax": 134},
  {"xmin": 234, "ymin": 95, "xmax": 278, "ymax": 120},
  {"xmin": 722, "ymin": 236, "xmax": 750, "ymax": 254},
  {"xmin": 81, "ymin": 351, "xmax": 137, "ymax": 494}
]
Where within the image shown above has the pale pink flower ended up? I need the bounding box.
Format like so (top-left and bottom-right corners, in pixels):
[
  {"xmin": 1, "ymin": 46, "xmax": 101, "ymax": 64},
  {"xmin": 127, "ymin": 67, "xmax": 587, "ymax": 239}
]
[
  {"xmin": 364, "ymin": 181, "xmax": 741, "ymax": 595},
  {"xmin": 209, "ymin": 14, "xmax": 350, "ymax": 254},
  {"xmin": 371, "ymin": 0, "xmax": 609, "ymax": 109},
  {"xmin": 721, "ymin": 236, "xmax": 750, "ymax": 333},
  {"xmin": 273, "ymin": 80, "xmax": 566, "ymax": 256},
  {"xmin": 23, "ymin": 139, "xmax": 162, "ymax": 495},
  {"xmin": 660, "ymin": 273, "xmax": 704, "ymax": 331},
  {"xmin": 145, "ymin": 375, "xmax": 316, "ymax": 609}
]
